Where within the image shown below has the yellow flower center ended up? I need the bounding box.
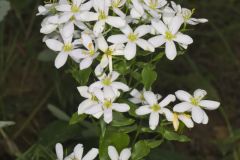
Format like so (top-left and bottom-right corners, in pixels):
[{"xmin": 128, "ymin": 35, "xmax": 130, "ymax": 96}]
[
  {"xmin": 128, "ymin": 33, "xmax": 138, "ymax": 42},
  {"xmin": 105, "ymin": 48, "xmax": 113, "ymax": 56},
  {"xmin": 102, "ymin": 78, "xmax": 112, "ymax": 86},
  {"xmin": 190, "ymin": 97, "xmax": 199, "ymax": 106},
  {"xmin": 165, "ymin": 31, "xmax": 175, "ymax": 40},
  {"xmin": 71, "ymin": 4, "xmax": 80, "ymax": 13},
  {"xmin": 149, "ymin": 1, "xmax": 157, "ymax": 10},
  {"xmin": 104, "ymin": 100, "xmax": 112, "ymax": 108},
  {"xmin": 98, "ymin": 10, "xmax": 107, "ymax": 20},
  {"xmin": 151, "ymin": 104, "xmax": 161, "ymax": 112},
  {"xmin": 112, "ymin": 0, "xmax": 121, "ymax": 8},
  {"xmin": 63, "ymin": 43, "xmax": 73, "ymax": 52}
]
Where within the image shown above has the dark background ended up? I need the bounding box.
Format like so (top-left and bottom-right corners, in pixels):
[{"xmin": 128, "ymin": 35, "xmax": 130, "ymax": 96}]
[{"xmin": 0, "ymin": 0, "xmax": 240, "ymax": 159}]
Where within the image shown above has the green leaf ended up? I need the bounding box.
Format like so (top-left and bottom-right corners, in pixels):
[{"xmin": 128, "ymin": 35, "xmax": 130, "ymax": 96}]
[
  {"xmin": 99, "ymin": 131, "xmax": 130, "ymax": 160},
  {"xmin": 132, "ymin": 140, "xmax": 151, "ymax": 160},
  {"xmin": 145, "ymin": 139, "xmax": 163, "ymax": 148},
  {"xmin": 0, "ymin": 0, "xmax": 10, "ymax": 22},
  {"xmin": 0, "ymin": 121, "xmax": 15, "ymax": 129},
  {"xmin": 111, "ymin": 112, "xmax": 135, "ymax": 127},
  {"xmin": 71, "ymin": 68, "xmax": 92, "ymax": 85},
  {"xmin": 141, "ymin": 66, "xmax": 157, "ymax": 90},
  {"xmin": 69, "ymin": 112, "xmax": 86, "ymax": 125},
  {"xmin": 37, "ymin": 50, "xmax": 57, "ymax": 62},
  {"xmin": 160, "ymin": 129, "xmax": 191, "ymax": 142},
  {"xmin": 47, "ymin": 104, "xmax": 70, "ymax": 121}
]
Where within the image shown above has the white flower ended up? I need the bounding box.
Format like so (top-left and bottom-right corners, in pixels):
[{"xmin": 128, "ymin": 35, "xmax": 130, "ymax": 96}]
[
  {"xmin": 55, "ymin": 143, "xmax": 99, "ymax": 160},
  {"xmin": 108, "ymin": 146, "xmax": 131, "ymax": 160},
  {"xmin": 56, "ymin": 0, "xmax": 92, "ymax": 37},
  {"xmin": 85, "ymin": 89, "xmax": 130, "ymax": 123},
  {"xmin": 171, "ymin": 1, "xmax": 208, "ymax": 25},
  {"xmin": 167, "ymin": 112, "xmax": 194, "ymax": 131},
  {"xmin": 40, "ymin": 16, "xmax": 59, "ymax": 34},
  {"xmin": 142, "ymin": 0, "xmax": 167, "ymax": 18},
  {"xmin": 89, "ymin": 71, "xmax": 129, "ymax": 97},
  {"xmin": 45, "ymin": 30, "xmax": 83, "ymax": 69},
  {"xmin": 107, "ymin": 0, "xmax": 127, "ymax": 18},
  {"xmin": 149, "ymin": 16, "xmax": 193, "ymax": 60},
  {"xmin": 78, "ymin": 0, "xmax": 126, "ymax": 36},
  {"xmin": 108, "ymin": 25, "xmax": 155, "ymax": 60},
  {"xmin": 129, "ymin": 89, "xmax": 162, "ymax": 105},
  {"xmin": 97, "ymin": 35, "xmax": 124, "ymax": 72},
  {"xmin": 130, "ymin": 0, "xmax": 145, "ymax": 19},
  {"xmin": 173, "ymin": 89, "xmax": 220, "ymax": 124},
  {"xmin": 77, "ymin": 86, "xmax": 103, "ymax": 119},
  {"xmin": 77, "ymin": 33, "xmax": 99, "ymax": 70},
  {"xmin": 136, "ymin": 91, "xmax": 176, "ymax": 130}
]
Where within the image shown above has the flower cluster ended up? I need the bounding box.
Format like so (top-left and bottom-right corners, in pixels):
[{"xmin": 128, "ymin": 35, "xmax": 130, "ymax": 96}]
[{"xmin": 37, "ymin": 0, "xmax": 218, "ymax": 159}]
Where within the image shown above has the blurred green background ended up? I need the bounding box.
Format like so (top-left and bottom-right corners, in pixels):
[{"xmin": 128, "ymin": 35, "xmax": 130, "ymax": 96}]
[{"xmin": 0, "ymin": 0, "xmax": 240, "ymax": 159}]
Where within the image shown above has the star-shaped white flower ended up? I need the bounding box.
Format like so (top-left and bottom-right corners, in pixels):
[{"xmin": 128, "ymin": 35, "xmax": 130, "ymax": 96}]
[
  {"xmin": 85, "ymin": 89, "xmax": 130, "ymax": 123},
  {"xmin": 56, "ymin": 0, "xmax": 92, "ymax": 37},
  {"xmin": 89, "ymin": 71, "xmax": 129, "ymax": 97},
  {"xmin": 149, "ymin": 16, "xmax": 193, "ymax": 60},
  {"xmin": 173, "ymin": 89, "xmax": 220, "ymax": 124},
  {"xmin": 97, "ymin": 35, "xmax": 124, "ymax": 72},
  {"xmin": 142, "ymin": 0, "xmax": 167, "ymax": 18},
  {"xmin": 78, "ymin": 0, "xmax": 126, "ymax": 36},
  {"xmin": 108, "ymin": 25, "xmax": 155, "ymax": 60},
  {"xmin": 108, "ymin": 146, "xmax": 131, "ymax": 160},
  {"xmin": 129, "ymin": 89, "xmax": 162, "ymax": 105},
  {"xmin": 45, "ymin": 30, "xmax": 83, "ymax": 69},
  {"xmin": 107, "ymin": 0, "xmax": 127, "ymax": 18},
  {"xmin": 136, "ymin": 91, "xmax": 176, "ymax": 130},
  {"xmin": 55, "ymin": 143, "xmax": 99, "ymax": 160}
]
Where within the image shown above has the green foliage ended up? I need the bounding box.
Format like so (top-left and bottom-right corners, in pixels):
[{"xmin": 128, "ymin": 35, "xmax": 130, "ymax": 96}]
[
  {"xmin": 0, "ymin": 0, "xmax": 10, "ymax": 22},
  {"xmin": 70, "ymin": 67, "xmax": 92, "ymax": 85},
  {"xmin": 160, "ymin": 129, "xmax": 191, "ymax": 142},
  {"xmin": 47, "ymin": 104, "xmax": 70, "ymax": 121},
  {"xmin": 141, "ymin": 66, "xmax": 157, "ymax": 90},
  {"xmin": 69, "ymin": 112, "xmax": 87, "ymax": 125}
]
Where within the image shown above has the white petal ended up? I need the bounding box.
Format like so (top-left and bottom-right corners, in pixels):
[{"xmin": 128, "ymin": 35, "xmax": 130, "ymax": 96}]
[
  {"xmin": 161, "ymin": 108, "xmax": 173, "ymax": 121},
  {"xmin": 78, "ymin": 12, "xmax": 98, "ymax": 21},
  {"xmin": 45, "ymin": 39, "xmax": 63, "ymax": 51},
  {"xmin": 169, "ymin": 16, "xmax": 184, "ymax": 34},
  {"xmin": 119, "ymin": 148, "xmax": 131, "ymax": 160},
  {"xmin": 136, "ymin": 105, "xmax": 151, "ymax": 115},
  {"xmin": 80, "ymin": 57, "xmax": 93, "ymax": 70},
  {"xmin": 104, "ymin": 108, "xmax": 113, "ymax": 124},
  {"xmin": 103, "ymin": 86, "xmax": 115, "ymax": 99},
  {"xmin": 193, "ymin": 89, "xmax": 207, "ymax": 100},
  {"xmin": 69, "ymin": 49, "xmax": 87, "ymax": 60},
  {"xmin": 129, "ymin": 98, "xmax": 142, "ymax": 104},
  {"xmin": 165, "ymin": 41, "xmax": 177, "ymax": 60},
  {"xmin": 85, "ymin": 104, "xmax": 103, "ymax": 115},
  {"xmin": 144, "ymin": 91, "xmax": 157, "ymax": 106},
  {"xmin": 56, "ymin": 4, "xmax": 71, "ymax": 12},
  {"xmin": 199, "ymin": 100, "xmax": 220, "ymax": 110},
  {"xmin": 55, "ymin": 143, "xmax": 63, "ymax": 160},
  {"xmin": 62, "ymin": 22, "xmax": 74, "ymax": 39},
  {"xmin": 106, "ymin": 16, "xmax": 126, "ymax": 28},
  {"xmin": 110, "ymin": 71, "xmax": 120, "ymax": 81},
  {"xmin": 82, "ymin": 148, "xmax": 99, "ymax": 160},
  {"xmin": 130, "ymin": 89, "xmax": 141, "ymax": 98},
  {"xmin": 174, "ymin": 33, "xmax": 193, "ymax": 45},
  {"xmin": 40, "ymin": 24, "xmax": 58, "ymax": 34},
  {"xmin": 202, "ymin": 111, "xmax": 209, "ymax": 124},
  {"xmin": 111, "ymin": 82, "xmax": 129, "ymax": 92},
  {"xmin": 108, "ymin": 146, "xmax": 119, "ymax": 160},
  {"xmin": 192, "ymin": 107, "xmax": 204, "ymax": 124},
  {"xmin": 136, "ymin": 39, "xmax": 155, "ymax": 52},
  {"xmin": 112, "ymin": 103, "xmax": 130, "ymax": 112},
  {"xmin": 173, "ymin": 102, "xmax": 193, "ymax": 112},
  {"xmin": 149, "ymin": 112, "xmax": 159, "ymax": 130},
  {"xmin": 131, "ymin": 0, "xmax": 144, "ymax": 18},
  {"xmin": 134, "ymin": 25, "xmax": 151, "ymax": 37},
  {"xmin": 151, "ymin": 20, "xmax": 168, "ymax": 35},
  {"xmin": 55, "ymin": 52, "xmax": 68, "ymax": 69},
  {"xmin": 124, "ymin": 42, "xmax": 136, "ymax": 60},
  {"xmin": 97, "ymin": 36, "xmax": 108, "ymax": 52},
  {"xmin": 107, "ymin": 35, "xmax": 128, "ymax": 44},
  {"xmin": 159, "ymin": 94, "xmax": 176, "ymax": 107},
  {"xmin": 148, "ymin": 35, "xmax": 166, "ymax": 48},
  {"xmin": 120, "ymin": 25, "xmax": 133, "ymax": 35},
  {"xmin": 93, "ymin": 89, "xmax": 105, "ymax": 102},
  {"xmin": 80, "ymin": 1, "xmax": 93, "ymax": 11},
  {"xmin": 175, "ymin": 90, "xmax": 192, "ymax": 102},
  {"xmin": 89, "ymin": 81, "xmax": 104, "ymax": 91},
  {"xmin": 58, "ymin": 12, "xmax": 73, "ymax": 23},
  {"xmin": 94, "ymin": 20, "xmax": 106, "ymax": 36},
  {"xmin": 100, "ymin": 54, "xmax": 109, "ymax": 68},
  {"xmin": 178, "ymin": 114, "xmax": 194, "ymax": 128},
  {"xmin": 78, "ymin": 99, "xmax": 96, "ymax": 114},
  {"xmin": 74, "ymin": 144, "xmax": 83, "ymax": 160}
]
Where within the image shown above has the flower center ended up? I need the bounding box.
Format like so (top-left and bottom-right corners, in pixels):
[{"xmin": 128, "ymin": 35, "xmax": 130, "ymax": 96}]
[
  {"xmin": 87, "ymin": 43, "xmax": 95, "ymax": 56},
  {"xmin": 128, "ymin": 33, "xmax": 138, "ymax": 42},
  {"xmin": 63, "ymin": 43, "xmax": 73, "ymax": 52},
  {"xmin": 151, "ymin": 104, "xmax": 161, "ymax": 112},
  {"xmin": 104, "ymin": 100, "xmax": 112, "ymax": 108},
  {"xmin": 98, "ymin": 10, "xmax": 107, "ymax": 20},
  {"xmin": 190, "ymin": 97, "xmax": 199, "ymax": 106},
  {"xmin": 140, "ymin": 93, "xmax": 145, "ymax": 101},
  {"xmin": 91, "ymin": 95, "xmax": 98, "ymax": 101},
  {"xmin": 149, "ymin": 1, "xmax": 157, "ymax": 10},
  {"xmin": 105, "ymin": 48, "xmax": 113, "ymax": 56},
  {"xmin": 102, "ymin": 78, "xmax": 112, "ymax": 86},
  {"xmin": 182, "ymin": 9, "xmax": 195, "ymax": 21},
  {"xmin": 112, "ymin": 0, "xmax": 120, "ymax": 8},
  {"xmin": 71, "ymin": 4, "xmax": 79, "ymax": 13},
  {"xmin": 165, "ymin": 31, "xmax": 175, "ymax": 40}
]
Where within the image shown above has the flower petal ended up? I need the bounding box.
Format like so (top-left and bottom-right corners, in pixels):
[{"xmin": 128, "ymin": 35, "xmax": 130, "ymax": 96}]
[
  {"xmin": 169, "ymin": 16, "xmax": 184, "ymax": 34},
  {"xmin": 193, "ymin": 89, "xmax": 207, "ymax": 100},
  {"xmin": 85, "ymin": 104, "xmax": 103, "ymax": 115},
  {"xmin": 134, "ymin": 25, "xmax": 151, "ymax": 37},
  {"xmin": 191, "ymin": 106, "xmax": 204, "ymax": 124},
  {"xmin": 55, "ymin": 52, "xmax": 68, "ymax": 69},
  {"xmin": 104, "ymin": 108, "xmax": 113, "ymax": 124},
  {"xmin": 136, "ymin": 39, "xmax": 155, "ymax": 52},
  {"xmin": 111, "ymin": 82, "xmax": 129, "ymax": 92},
  {"xmin": 144, "ymin": 91, "xmax": 157, "ymax": 106},
  {"xmin": 78, "ymin": 99, "xmax": 97, "ymax": 114},
  {"xmin": 199, "ymin": 100, "xmax": 220, "ymax": 110},
  {"xmin": 173, "ymin": 102, "xmax": 193, "ymax": 112},
  {"xmin": 124, "ymin": 42, "xmax": 136, "ymax": 60},
  {"xmin": 106, "ymin": 16, "xmax": 126, "ymax": 28},
  {"xmin": 55, "ymin": 143, "xmax": 63, "ymax": 160},
  {"xmin": 136, "ymin": 105, "xmax": 151, "ymax": 115},
  {"xmin": 107, "ymin": 35, "xmax": 128, "ymax": 44},
  {"xmin": 151, "ymin": 20, "xmax": 168, "ymax": 35},
  {"xmin": 119, "ymin": 148, "xmax": 131, "ymax": 160},
  {"xmin": 74, "ymin": 144, "xmax": 84, "ymax": 160},
  {"xmin": 174, "ymin": 33, "xmax": 193, "ymax": 45},
  {"xmin": 148, "ymin": 35, "xmax": 166, "ymax": 48},
  {"xmin": 165, "ymin": 41, "xmax": 177, "ymax": 60},
  {"xmin": 80, "ymin": 57, "xmax": 93, "ymax": 70},
  {"xmin": 45, "ymin": 39, "xmax": 63, "ymax": 51},
  {"xmin": 175, "ymin": 90, "xmax": 192, "ymax": 102},
  {"xmin": 159, "ymin": 94, "xmax": 176, "ymax": 107},
  {"xmin": 178, "ymin": 114, "xmax": 194, "ymax": 128},
  {"xmin": 97, "ymin": 36, "xmax": 108, "ymax": 52},
  {"xmin": 82, "ymin": 148, "xmax": 99, "ymax": 160},
  {"xmin": 149, "ymin": 112, "xmax": 159, "ymax": 130},
  {"xmin": 93, "ymin": 20, "xmax": 106, "ymax": 36},
  {"xmin": 108, "ymin": 146, "xmax": 119, "ymax": 160}
]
